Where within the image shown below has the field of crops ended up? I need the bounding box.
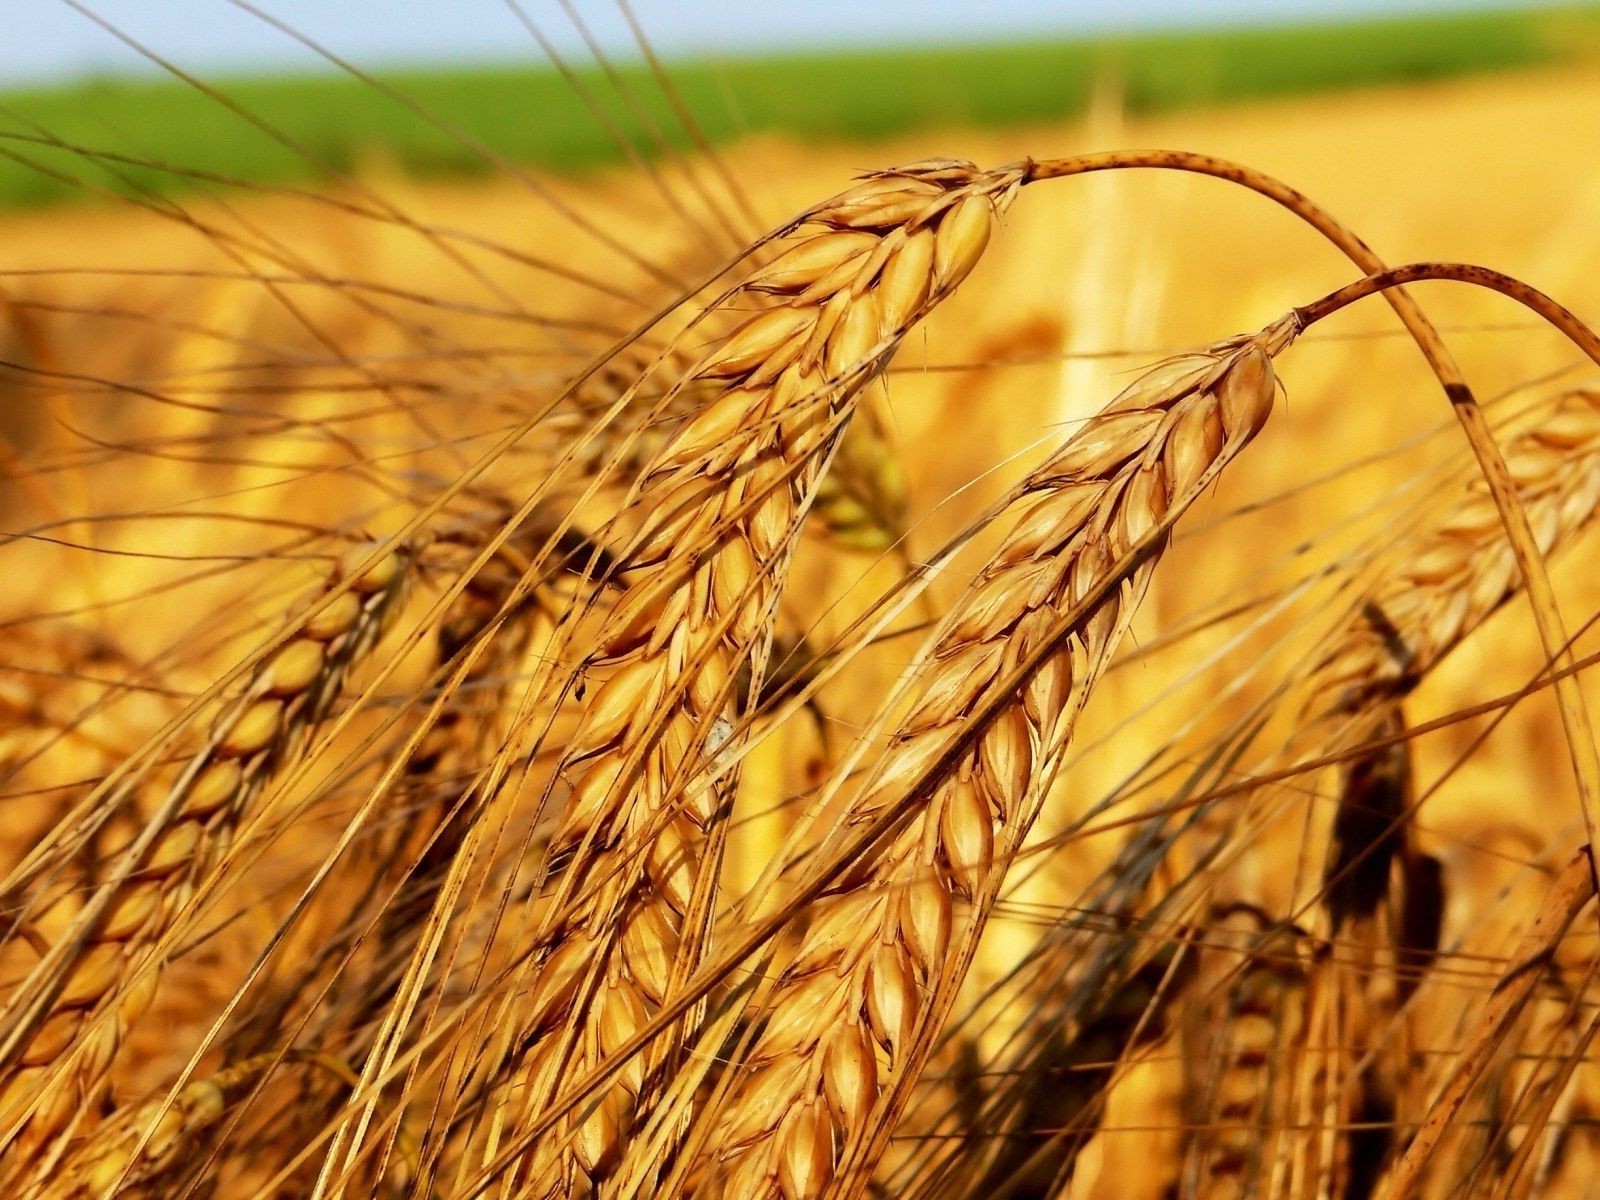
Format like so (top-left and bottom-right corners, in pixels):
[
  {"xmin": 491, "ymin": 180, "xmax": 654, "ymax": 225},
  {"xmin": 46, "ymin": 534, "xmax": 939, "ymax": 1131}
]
[
  {"xmin": 2, "ymin": 15, "xmax": 1600, "ymax": 1199},
  {"xmin": 6, "ymin": 4, "xmax": 1600, "ymax": 207}
]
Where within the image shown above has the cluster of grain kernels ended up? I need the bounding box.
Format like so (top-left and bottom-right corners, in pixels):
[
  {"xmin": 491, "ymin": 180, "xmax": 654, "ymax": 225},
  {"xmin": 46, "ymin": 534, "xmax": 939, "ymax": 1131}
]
[
  {"xmin": 0, "ymin": 541, "xmax": 412, "ymax": 1167},
  {"xmin": 1182, "ymin": 905, "xmax": 1310, "ymax": 1199},
  {"xmin": 468, "ymin": 162, "xmax": 1021, "ymax": 1196}
]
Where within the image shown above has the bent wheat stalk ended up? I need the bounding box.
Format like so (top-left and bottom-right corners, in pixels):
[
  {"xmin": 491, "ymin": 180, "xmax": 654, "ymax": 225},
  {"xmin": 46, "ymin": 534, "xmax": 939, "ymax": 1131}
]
[{"xmin": 1025, "ymin": 153, "xmax": 1600, "ymax": 839}]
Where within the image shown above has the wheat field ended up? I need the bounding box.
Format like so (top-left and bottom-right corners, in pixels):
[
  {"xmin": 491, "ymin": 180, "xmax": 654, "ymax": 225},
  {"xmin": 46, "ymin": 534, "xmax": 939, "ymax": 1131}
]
[{"xmin": 2, "ymin": 27, "xmax": 1600, "ymax": 1200}]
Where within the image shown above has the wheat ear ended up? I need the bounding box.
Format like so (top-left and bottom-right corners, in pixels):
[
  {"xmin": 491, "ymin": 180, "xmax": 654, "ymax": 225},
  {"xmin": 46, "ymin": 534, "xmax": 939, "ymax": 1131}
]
[
  {"xmin": 0, "ymin": 540, "xmax": 414, "ymax": 1170},
  {"xmin": 1283, "ymin": 387, "xmax": 1600, "ymax": 1196},
  {"xmin": 378, "ymin": 160, "xmax": 1021, "ymax": 1199},
  {"xmin": 1310, "ymin": 388, "xmax": 1600, "ymax": 722},
  {"xmin": 553, "ymin": 341, "xmax": 907, "ymax": 553},
  {"xmin": 1176, "ymin": 904, "xmax": 1312, "ymax": 1200},
  {"xmin": 957, "ymin": 934, "xmax": 1191, "ymax": 1198},
  {"xmin": 37, "ymin": 1047, "xmax": 395, "ymax": 1200},
  {"xmin": 36, "ymin": 1052, "xmax": 286, "ymax": 1200},
  {"xmin": 677, "ymin": 319, "xmax": 1292, "ymax": 1200}
]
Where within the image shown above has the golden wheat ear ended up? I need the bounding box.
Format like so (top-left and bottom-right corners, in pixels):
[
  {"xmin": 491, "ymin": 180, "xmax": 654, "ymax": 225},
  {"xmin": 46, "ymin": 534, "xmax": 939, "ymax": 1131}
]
[
  {"xmin": 948, "ymin": 934, "xmax": 1191, "ymax": 1198},
  {"xmin": 316, "ymin": 160, "xmax": 1020, "ymax": 1198},
  {"xmin": 652, "ymin": 319, "xmax": 1293, "ymax": 1200},
  {"xmin": 1171, "ymin": 903, "xmax": 1313, "ymax": 1200},
  {"xmin": 0, "ymin": 538, "xmax": 416, "ymax": 1175}
]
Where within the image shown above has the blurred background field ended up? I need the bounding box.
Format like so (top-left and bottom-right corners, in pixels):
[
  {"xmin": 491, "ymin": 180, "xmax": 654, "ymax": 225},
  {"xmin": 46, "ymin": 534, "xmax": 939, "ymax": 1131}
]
[
  {"xmin": 4, "ymin": 5, "xmax": 1600, "ymax": 207},
  {"xmin": 4, "ymin": 3, "xmax": 1600, "ymax": 1197}
]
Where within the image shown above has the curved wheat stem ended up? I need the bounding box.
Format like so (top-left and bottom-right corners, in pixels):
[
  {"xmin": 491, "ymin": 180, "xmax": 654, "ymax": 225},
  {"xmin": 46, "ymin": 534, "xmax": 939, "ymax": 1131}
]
[{"xmin": 1028, "ymin": 154, "xmax": 1600, "ymax": 843}]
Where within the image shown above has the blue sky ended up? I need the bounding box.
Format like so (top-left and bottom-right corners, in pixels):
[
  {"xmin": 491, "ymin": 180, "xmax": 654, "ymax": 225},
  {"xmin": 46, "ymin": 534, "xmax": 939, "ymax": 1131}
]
[{"xmin": 2, "ymin": 1, "xmax": 1570, "ymax": 85}]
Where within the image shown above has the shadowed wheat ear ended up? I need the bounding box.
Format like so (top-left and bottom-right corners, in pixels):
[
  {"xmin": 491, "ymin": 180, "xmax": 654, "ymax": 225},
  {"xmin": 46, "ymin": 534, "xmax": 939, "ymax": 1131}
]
[
  {"xmin": 1167, "ymin": 385, "xmax": 1600, "ymax": 913},
  {"xmin": 38, "ymin": 1052, "xmax": 286, "ymax": 1200},
  {"xmin": 0, "ymin": 539, "xmax": 416, "ymax": 1174},
  {"xmin": 948, "ymin": 932, "xmax": 1191, "ymax": 1198},
  {"xmin": 1180, "ymin": 904, "xmax": 1312, "ymax": 1200},
  {"xmin": 369, "ymin": 498, "xmax": 595, "ymax": 950},
  {"xmin": 38, "ymin": 1049, "xmax": 387, "ymax": 1200},
  {"xmin": 657, "ymin": 316, "xmax": 1294, "ymax": 1200},
  {"xmin": 1161, "ymin": 386, "xmax": 1600, "ymax": 1195},
  {"xmin": 1286, "ymin": 385, "xmax": 1600, "ymax": 1196},
  {"xmin": 263, "ymin": 500, "xmax": 585, "ymax": 1050},
  {"xmin": 316, "ymin": 159, "xmax": 1023, "ymax": 1200},
  {"xmin": 1179, "ymin": 385, "xmax": 1600, "ymax": 928}
]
